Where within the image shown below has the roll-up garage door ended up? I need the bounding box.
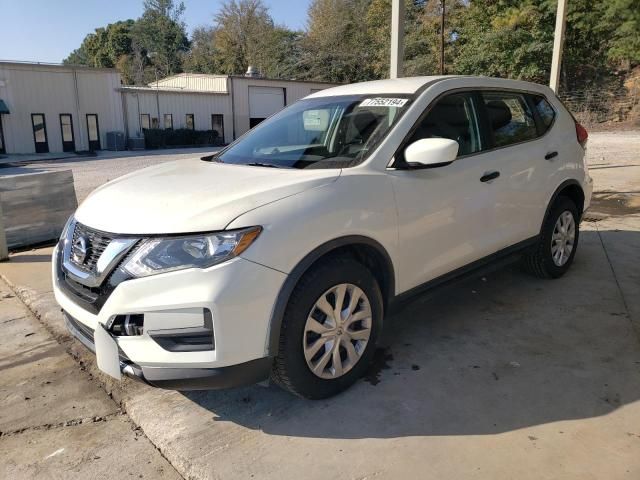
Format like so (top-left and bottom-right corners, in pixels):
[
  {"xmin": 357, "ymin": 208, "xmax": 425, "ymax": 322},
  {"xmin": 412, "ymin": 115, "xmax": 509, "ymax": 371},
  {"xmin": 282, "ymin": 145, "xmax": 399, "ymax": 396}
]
[{"xmin": 249, "ymin": 86, "xmax": 285, "ymax": 128}]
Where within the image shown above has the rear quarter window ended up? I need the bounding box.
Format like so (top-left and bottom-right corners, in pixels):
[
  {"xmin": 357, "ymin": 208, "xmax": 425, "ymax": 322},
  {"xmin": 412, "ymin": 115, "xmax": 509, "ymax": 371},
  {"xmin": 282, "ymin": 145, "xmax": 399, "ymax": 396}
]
[{"xmin": 530, "ymin": 95, "xmax": 556, "ymax": 133}]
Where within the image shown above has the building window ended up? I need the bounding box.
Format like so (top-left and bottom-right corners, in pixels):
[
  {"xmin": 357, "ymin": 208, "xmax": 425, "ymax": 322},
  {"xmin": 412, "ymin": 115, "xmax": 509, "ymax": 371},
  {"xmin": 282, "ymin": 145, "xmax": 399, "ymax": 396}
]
[
  {"xmin": 186, "ymin": 114, "xmax": 194, "ymax": 130},
  {"xmin": 164, "ymin": 114, "xmax": 173, "ymax": 130},
  {"xmin": 140, "ymin": 114, "xmax": 150, "ymax": 130},
  {"xmin": 211, "ymin": 114, "xmax": 224, "ymax": 143},
  {"xmin": 151, "ymin": 117, "xmax": 159, "ymax": 129}
]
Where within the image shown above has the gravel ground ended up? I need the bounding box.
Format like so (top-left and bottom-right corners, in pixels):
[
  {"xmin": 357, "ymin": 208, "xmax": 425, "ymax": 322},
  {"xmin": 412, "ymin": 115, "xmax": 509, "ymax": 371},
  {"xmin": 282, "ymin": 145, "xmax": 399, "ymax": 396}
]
[{"xmin": 0, "ymin": 147, "xmax": 219, "ymax": 203}]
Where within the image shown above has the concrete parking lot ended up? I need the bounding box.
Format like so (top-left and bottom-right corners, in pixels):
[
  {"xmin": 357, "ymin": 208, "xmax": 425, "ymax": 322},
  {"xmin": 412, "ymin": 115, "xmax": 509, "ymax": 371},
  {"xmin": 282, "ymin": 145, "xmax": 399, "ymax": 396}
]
[{"xmin": 1, "ymin": 132, "xmax": 639, "ymax": 479}]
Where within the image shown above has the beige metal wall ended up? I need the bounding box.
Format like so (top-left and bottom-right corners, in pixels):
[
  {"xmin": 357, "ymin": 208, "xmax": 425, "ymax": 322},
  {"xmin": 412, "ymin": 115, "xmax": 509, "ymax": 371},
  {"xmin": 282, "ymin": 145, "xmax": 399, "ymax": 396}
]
[
  {"xmin": 0, "ymin": 62, "xmax": 124, "ymax": 154},
  {"xmin": 152, "ymin": 74, "xmax": 228, "ymax": 93},
  {"xmin": 230, "ymin": 77, "xmax": 336, "ymax": 139},
  {"xmin": 121, "ymin": 89, "xmax": 233, "ymax": 143}
]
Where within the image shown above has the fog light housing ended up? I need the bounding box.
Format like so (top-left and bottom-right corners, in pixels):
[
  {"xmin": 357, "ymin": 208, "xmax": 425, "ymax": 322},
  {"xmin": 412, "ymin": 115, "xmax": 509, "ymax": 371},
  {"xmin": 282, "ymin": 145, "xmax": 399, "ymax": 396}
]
[{"xmin": 108, "ymin": 314, "xmax": 144, "ymax": 336}]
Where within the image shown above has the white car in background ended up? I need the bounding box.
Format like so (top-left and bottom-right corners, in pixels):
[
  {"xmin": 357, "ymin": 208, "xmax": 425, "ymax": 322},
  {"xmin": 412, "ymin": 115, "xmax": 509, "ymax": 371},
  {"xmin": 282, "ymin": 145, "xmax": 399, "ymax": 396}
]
[{"xmin": 53, "ymin": 75, "xmax": 592, "ymax": 399}]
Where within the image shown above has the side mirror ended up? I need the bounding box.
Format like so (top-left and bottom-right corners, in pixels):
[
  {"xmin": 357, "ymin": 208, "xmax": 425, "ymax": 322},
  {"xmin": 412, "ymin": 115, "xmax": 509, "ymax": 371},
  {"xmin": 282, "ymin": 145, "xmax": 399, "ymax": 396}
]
[{"xmin": 404, "ymin": 138, "xmax": 459, "ymax": 169}]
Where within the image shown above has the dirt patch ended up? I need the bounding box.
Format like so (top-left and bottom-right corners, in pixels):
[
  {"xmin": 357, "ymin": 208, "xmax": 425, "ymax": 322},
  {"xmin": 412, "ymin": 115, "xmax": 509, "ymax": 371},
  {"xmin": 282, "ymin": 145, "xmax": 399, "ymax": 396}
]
[{"xmin": 584, "ymin": 193, "xmax": 640, "ymax": 221}]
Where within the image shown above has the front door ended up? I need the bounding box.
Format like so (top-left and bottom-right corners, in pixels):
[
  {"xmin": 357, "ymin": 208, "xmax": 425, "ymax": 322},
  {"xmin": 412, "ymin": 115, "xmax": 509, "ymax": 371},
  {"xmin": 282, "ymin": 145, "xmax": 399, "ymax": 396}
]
[
  {"xmin": 31, "ymin": 113, "xmax": 49, "ymax": 153},
  {"xmin": 389, "ymin": 92, "xmax": 502, "ymax": 292},
  {"xmin": 59, "ymin": 114, "xmax": 75, "ymax": 152},
  {"xmin": 0, "ymin": 116, "xmax": 5, "ymax": 154},
  {"xmin": 86, "ymin": 114, "xmax": 100, "ymax": 151}
]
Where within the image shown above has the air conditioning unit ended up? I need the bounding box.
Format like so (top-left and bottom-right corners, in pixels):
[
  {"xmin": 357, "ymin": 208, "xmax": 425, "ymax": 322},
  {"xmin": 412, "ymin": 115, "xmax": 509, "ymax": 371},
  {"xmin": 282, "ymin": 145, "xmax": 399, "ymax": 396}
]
[
  {"xmin": 106, "ymin": 131, "xmax": 126, "ymax": 151},
  {"xmin": 128, "ymin": 137, "xmax": 145, "ymax": 150}
]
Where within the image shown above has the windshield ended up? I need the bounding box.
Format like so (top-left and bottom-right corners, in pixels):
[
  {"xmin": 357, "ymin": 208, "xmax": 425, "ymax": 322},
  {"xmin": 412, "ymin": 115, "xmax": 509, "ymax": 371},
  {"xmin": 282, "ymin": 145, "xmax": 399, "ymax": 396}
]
[{"xmin": 216, "ymin": 95, "xmax": 412, "ymax": 169}]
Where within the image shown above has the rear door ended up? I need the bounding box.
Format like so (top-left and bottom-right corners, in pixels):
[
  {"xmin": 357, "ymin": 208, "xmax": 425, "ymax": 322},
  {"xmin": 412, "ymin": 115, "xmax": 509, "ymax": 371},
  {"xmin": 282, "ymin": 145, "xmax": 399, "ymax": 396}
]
[
  {"xmin": 389, "ymin": 92, "xmax": 504, "ymax": 290},
  {"xmin": 478, "ymin": 91, "xmax": 553, "ymax": 246}
]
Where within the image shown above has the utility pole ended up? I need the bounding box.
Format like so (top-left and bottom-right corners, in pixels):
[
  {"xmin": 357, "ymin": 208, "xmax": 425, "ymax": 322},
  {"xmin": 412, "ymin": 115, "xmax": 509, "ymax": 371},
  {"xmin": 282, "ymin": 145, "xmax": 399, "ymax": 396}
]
[
  {"xmin": 440, "ymin": 0, "xmax": 446, "ymax": 75},
  {"xmin": 390, "ymin": 0, "xmax": 405, "ymax": 79},
  {"xmin": 549, "ymin": 0, "xmax": 568, "ymax": 93}
]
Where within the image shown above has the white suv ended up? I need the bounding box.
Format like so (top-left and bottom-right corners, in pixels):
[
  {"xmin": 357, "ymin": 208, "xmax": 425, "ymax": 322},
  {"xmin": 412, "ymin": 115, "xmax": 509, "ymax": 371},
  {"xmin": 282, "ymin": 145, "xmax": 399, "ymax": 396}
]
[{"xmin": 53, "ymin": 76, "xmax": 592, "ymax": 398}]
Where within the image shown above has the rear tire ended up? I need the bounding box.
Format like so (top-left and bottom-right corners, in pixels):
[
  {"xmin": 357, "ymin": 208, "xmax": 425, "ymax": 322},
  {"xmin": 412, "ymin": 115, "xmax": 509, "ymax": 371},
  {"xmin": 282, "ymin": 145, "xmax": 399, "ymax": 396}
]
[
  {"xmin": 522, "ymin": 196, "xmax": 580, "ymax": 279},
  {"xmin": 271, "ymin": 255, "xmax": 383, "ymax": 399}
]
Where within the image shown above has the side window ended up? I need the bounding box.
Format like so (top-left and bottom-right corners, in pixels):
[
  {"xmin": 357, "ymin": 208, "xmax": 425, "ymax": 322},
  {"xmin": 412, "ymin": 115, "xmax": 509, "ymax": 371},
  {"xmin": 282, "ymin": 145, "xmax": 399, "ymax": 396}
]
[
  {"xmin": 530, "ymin": 95, "xmax": 556, "ymax": 133},
  {"xmin": 482, "ymin": 92, "xmax": 537, "ymax": 147},
  {"xmin": 407, "ymin": 93, "xmax": 481, "ymax": 156}
]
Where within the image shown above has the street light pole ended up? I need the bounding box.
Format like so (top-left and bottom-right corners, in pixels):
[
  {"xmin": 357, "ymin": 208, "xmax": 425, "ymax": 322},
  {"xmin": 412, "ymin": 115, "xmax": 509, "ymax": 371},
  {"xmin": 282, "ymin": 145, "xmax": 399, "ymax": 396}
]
[
  {"xmin": 549, "ymin": 0, "xmax": 568, "ymax": 93},
  {"xmin": 390, "ymin": 0, "xmax": 405, "ymax": 79}
]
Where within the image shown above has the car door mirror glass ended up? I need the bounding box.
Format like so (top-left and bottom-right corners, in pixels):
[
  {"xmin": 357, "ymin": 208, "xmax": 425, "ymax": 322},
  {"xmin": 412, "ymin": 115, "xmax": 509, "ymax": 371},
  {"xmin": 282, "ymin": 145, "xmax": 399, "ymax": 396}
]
[{"xmin": 404, "ymin": 138, "xmax": 459, "ymax": 169}]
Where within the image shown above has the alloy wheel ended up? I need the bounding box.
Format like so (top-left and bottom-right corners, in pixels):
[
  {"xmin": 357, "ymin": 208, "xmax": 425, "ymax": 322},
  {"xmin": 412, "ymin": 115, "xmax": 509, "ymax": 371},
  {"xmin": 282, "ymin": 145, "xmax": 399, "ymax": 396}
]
[
  {"xmin": 303, "ymin": 283, "xmax": 372, "ymax": 379},
  {"xmin": 551, "ymin": 210, "xmax": 576, "ymax": 267}
]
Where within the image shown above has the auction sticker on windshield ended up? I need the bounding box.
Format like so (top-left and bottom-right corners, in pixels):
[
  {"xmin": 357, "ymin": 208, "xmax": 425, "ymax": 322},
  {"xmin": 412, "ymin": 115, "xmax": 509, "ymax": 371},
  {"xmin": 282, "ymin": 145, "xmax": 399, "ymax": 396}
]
[{"xmin": 359, "ymin": 98, "xmax": 409, "ymax": 107}]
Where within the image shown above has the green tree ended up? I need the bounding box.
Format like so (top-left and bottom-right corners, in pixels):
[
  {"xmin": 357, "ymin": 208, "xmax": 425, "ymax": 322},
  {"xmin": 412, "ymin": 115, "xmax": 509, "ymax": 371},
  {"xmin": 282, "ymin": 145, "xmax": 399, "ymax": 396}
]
[
  {"xmin": 64, "ymin": 20, "xmax": 135, "ymax": 68},
  {"xmin": 451, "ymin": 0, "xmax": 640, "ymax": 92},
  {"xmin": 211, "ymin": 0, "xmax": 299, "ymax": 76},
  {"xmin": 452, "ymin": 1, "xmax": 554, "ymax": 84},
  {"xmin": 182, "ymin": 27, "xmax": 220, "ymax": 74},
  {"xmin": 605, "ymin": 0, "xmax": 640, "ymax": 66},
  {"xmin": 133, "ymin": 0, "xmax": 189, "ymax": 78},
  {"xmin": 300, "ymin": 0, "xmax": 375, "ymax": 83}
]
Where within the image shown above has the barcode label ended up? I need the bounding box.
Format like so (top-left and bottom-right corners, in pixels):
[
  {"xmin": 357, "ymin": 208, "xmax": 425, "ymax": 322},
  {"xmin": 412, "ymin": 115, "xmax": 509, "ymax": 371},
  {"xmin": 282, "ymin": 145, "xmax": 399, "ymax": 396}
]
[{"xmin": 359, "ymin": 98, "xmax": 408, "ymax": 107}]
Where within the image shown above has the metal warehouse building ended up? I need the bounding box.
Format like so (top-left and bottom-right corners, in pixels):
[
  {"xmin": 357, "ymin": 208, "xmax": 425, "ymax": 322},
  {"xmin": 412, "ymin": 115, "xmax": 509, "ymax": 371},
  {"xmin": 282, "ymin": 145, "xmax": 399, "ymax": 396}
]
[{"xmin": 0, "ymin": 61, "xmax": 335, "ymax": 154}]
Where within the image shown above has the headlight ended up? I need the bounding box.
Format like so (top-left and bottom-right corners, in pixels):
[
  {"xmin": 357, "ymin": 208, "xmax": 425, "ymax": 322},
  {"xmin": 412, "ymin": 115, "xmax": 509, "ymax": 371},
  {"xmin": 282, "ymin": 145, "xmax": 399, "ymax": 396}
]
[
  {"xmin": 60, "ymin": 215, "xmax": 75, "ymax": 241},
  {"xmin": 122, "ymin": 226, "xmax": 262, "ymax": 278}
]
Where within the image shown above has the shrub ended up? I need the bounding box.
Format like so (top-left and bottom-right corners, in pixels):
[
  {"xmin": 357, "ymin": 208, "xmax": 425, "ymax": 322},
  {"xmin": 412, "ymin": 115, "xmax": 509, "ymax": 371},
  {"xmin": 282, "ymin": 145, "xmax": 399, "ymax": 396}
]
[{"xmin": 143, "ymin": 128, "xmax": 221, "ymax": 149}]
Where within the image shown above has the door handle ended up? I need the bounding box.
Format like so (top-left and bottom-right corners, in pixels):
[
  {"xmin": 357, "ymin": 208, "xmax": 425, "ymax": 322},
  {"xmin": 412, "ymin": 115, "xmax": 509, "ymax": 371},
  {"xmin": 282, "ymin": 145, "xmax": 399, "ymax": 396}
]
[
  {"xmin": 480, "ymin": 171, "xmax": 500, "ymax": 182},
  {"xmin": 545, "ymin": 151, "xmax": 558, "ymax": 160}
]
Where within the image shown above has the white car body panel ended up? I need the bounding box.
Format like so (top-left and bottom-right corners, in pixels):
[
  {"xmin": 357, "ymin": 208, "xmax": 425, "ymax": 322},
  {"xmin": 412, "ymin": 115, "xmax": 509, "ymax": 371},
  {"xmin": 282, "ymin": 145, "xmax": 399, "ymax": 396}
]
[{"xmin": 75, "ymin": 159, "xmax": 340, "ymax": 234}]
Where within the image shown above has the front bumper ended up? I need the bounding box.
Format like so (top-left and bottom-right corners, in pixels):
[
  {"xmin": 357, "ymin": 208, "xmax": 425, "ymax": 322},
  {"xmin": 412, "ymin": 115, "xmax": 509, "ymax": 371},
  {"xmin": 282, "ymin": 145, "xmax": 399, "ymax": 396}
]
[
  {"xmin": 53, "ymin": 244, "xmax": 286, "ymax": 389},
  {"xmin": 64, "ymin": 311, "xmax": 271, "ymax": 389}
]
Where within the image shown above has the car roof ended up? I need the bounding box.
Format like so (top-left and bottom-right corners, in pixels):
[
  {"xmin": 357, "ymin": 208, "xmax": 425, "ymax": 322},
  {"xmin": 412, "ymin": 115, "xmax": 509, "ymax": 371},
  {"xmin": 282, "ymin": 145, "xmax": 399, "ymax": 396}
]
[{"xmin": 306, "ymin": 75, "xmax": 554, "ymax": 98}]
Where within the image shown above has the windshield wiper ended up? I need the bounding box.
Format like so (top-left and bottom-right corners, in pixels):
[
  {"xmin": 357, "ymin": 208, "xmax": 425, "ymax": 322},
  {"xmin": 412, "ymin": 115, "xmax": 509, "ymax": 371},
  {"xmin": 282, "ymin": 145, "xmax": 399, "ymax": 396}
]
[{"xmin": 245, "ymin": 162, "xmax": 282, "ymax": 168}]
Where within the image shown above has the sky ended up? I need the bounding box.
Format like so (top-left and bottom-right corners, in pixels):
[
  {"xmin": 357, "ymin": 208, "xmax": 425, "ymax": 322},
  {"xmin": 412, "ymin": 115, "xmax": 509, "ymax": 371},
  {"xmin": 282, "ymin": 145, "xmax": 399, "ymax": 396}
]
[{"xmin": 0, "ymin": 0, "xmax": 312, "ymax": 63}]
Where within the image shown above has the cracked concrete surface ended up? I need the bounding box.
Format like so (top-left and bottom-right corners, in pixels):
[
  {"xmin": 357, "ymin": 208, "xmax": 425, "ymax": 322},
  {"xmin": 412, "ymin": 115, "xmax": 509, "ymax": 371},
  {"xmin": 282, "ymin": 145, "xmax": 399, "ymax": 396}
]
[{"xmin": 0, "ymin": 284, "xmax": 182, "ymax": 480}]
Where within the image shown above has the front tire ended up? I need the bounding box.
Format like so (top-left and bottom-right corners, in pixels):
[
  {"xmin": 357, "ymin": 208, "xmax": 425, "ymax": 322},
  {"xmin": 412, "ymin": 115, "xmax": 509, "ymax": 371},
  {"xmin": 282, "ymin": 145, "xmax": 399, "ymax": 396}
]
[
  {"xmin": 271, "ymin": 255, "xmax": 383, "ymax": 399},
  {"xmin": 522, "ymin": 196, "xmax": 580, "ymax": 278}
]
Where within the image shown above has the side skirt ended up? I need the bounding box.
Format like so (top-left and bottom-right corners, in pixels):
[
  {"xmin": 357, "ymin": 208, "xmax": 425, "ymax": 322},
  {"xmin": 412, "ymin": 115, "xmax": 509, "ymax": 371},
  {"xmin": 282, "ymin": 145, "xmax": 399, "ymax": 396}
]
[{"xmin": 388, "ymin": 235, "xmax": 539, "ymax": 314}]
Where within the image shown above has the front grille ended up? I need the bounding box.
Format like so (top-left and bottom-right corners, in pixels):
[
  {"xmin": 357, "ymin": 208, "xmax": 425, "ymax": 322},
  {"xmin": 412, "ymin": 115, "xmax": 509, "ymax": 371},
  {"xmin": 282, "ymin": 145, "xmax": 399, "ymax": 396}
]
[
  {"xmin": 71, "ymin": 223, "xmax": 115, "ymax": 273},
  {"xmin": 57, "ymin": 238, "xmax": 134, "ymax": 314}
]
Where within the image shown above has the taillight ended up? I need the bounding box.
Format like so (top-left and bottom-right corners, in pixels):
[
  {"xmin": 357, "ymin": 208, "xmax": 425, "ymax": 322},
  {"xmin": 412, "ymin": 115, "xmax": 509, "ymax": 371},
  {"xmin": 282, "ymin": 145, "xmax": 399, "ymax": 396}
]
[{"xmin": 575, "ymin": 122, "xmax": 588, "ymax": 148}]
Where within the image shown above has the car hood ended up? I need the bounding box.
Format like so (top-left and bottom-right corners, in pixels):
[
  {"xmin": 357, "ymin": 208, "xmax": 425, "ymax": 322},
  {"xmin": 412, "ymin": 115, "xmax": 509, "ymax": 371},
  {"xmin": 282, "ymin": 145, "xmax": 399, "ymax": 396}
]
[{"xmin": 74, "ymin": 159, "xmax": 341, "ymax": 234}]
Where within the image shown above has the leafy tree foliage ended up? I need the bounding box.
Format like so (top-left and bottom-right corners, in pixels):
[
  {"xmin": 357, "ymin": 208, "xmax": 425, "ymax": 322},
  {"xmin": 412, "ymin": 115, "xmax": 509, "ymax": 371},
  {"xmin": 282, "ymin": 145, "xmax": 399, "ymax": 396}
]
[
  {"xmin": 64, "ymin": 20, "xmax": 135, "ymax": 69},
  {"xmin": 299, "ymin": 0, "xmax": 375, "ymax": 83},
  {"xmin": 64, "ymin": 1, "xmax": 188, "ymax": 84},
  {"xmin": 64, "ymin": 0, "xmax": 640, "ymax": 91},
  {"xmin": 133, "ymin": 0, "xmax": 189, "ymax": 78}
]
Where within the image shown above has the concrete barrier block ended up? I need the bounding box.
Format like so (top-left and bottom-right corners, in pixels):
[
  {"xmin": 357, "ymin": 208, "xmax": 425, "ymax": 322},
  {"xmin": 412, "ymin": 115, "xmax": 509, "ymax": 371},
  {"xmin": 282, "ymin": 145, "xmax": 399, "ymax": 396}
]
[{"xmin": 0, "ymin": 170, "xmax": 77, "ymax": 249}]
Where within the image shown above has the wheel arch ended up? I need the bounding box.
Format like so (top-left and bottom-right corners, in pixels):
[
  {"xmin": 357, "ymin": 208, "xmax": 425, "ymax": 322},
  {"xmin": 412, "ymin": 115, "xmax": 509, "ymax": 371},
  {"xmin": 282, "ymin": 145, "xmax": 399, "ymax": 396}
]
[
  {"xmin": 541, "ymin": 179, "xmax": 585, "ymax": 232},
  {"xmin": 266, "ymin": 235, "xmax": 395, "ymax": 356}
]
